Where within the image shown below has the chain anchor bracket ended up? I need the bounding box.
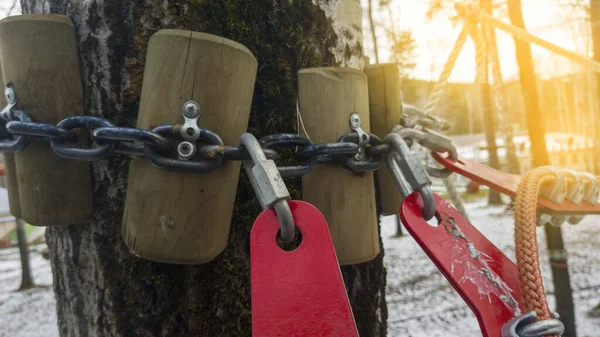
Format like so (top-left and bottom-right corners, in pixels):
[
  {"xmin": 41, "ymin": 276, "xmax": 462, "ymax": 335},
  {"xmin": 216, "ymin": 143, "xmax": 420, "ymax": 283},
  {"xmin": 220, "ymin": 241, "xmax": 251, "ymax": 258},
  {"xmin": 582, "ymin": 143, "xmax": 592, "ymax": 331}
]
[
  {"xmin": 241, "ymin": 133, "xmax": 295, "ymax": 243},
  {"xmin": 178, "ymin": 100, "xmax": 201, "ymax": 160},
  {"xmin": 349, "ymin": 113, "xmax": 369, "ymax": 160},
  {"xmin": 1, "ymin": 86, "xmax": 17, "ymax": 121}
]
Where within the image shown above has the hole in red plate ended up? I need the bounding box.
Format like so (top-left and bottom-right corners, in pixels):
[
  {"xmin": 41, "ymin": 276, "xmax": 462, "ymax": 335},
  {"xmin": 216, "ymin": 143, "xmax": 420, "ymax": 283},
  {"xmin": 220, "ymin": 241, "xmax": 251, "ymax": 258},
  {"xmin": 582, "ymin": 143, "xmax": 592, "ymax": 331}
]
[
  {"xmin": 426, "ymin": 211, "xmax": 442, "ymax": 227},
  {"xmin": 276, "ymin": 226, "xmax": 302, "ymax": 251}
]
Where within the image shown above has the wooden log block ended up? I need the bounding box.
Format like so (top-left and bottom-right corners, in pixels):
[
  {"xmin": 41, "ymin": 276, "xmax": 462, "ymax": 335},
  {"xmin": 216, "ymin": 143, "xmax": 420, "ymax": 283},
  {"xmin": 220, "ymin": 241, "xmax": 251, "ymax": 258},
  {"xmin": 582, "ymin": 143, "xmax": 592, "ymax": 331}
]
[
  {"xmin": 3, "ymin": 152, "xmax": 20, "ymax": 218},
  {"xmin": 0, "ymin": 57, "xmax": 21, "ymax": 217},
  {"xmin": 365, "ymin": 64, "xmax": 403, "ymax": 216},
  {"xmin": 122, "ymin": 30, "xmax": 258, "ymax": 264},
  {"xmin": 0, "ymin": 15, "xmax": 93, "ymax": 226},
  {"xmin": 298, "ymin": 67, "xmax": 379, "ymax": 265}
]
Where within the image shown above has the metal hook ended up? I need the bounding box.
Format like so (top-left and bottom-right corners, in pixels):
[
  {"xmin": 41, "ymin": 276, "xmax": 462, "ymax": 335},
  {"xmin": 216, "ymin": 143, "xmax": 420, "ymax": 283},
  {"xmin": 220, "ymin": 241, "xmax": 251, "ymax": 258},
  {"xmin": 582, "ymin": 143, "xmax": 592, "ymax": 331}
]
[
  {"xmin": 501, "ymin": 311, "xmax": 564, "ymax": 337},
  {"xmin": 391, "ymin": 125, "xmax": 457, "ymax": 178},
  {"xmin": 241, "ymin": 133, "xmax": 295, "ymax": 243},
  {"xmin": 384, "ymin": 132, "xmax": 435, "ymax": 220}
]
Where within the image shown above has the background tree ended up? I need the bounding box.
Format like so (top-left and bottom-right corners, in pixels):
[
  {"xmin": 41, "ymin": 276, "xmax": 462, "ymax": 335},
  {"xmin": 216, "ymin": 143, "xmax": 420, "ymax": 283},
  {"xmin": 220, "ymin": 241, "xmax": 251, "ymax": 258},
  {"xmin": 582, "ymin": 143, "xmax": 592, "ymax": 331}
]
[
  {"xmin": 380, "ymin": 0, "xmax": 417, "ymax": 76},
  {"xmin": 506, "ymin": 0, "xmax": 576, "ymax": 336},
  {"xmin": 19, "ymin": 1, "xmax": 387, "ymax": 336}
]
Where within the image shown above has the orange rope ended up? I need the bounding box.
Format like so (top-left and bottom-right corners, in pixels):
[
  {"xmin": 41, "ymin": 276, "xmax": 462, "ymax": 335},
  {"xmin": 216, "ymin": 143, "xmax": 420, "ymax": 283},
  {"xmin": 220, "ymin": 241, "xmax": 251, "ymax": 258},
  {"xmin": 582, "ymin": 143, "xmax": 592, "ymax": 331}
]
[{"xmin": 514, "ymin": 167, "xmax": 558, "ymax": 336}]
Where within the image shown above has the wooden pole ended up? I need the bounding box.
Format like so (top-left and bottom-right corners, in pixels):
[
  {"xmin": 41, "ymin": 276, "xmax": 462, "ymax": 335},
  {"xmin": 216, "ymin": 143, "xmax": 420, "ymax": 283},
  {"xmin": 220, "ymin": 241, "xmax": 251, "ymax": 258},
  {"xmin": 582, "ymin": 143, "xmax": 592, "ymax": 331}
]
[
  {"xmin": 122, "ymin": 30, "xmax": 258, "ymax": 264},
  {"xmin": 364, "ymin": 63, "xmax": 403, "ymax": 234},
  {"xmin": 298, "ymin": 67, "xmax": 379, "ymax": 265},
  {"xmin": 0, "ymin": 15, "xmax": 93, "ymax": 226}
]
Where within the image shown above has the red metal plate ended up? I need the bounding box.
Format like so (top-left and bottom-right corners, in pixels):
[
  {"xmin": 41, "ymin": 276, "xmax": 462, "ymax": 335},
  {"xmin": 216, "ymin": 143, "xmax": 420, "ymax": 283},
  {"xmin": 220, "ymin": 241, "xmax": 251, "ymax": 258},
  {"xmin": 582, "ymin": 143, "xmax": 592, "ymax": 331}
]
[
  {"xmin": 400, "ymin": 193, "xmax": 524, "ymax": 337},
  {"xmin": 251, "ymin": 200, "xmax": 358, "ymax": 337},
  {"xmin": 432, "ymin": 152, "xmax": 600, "ymax": 214}
]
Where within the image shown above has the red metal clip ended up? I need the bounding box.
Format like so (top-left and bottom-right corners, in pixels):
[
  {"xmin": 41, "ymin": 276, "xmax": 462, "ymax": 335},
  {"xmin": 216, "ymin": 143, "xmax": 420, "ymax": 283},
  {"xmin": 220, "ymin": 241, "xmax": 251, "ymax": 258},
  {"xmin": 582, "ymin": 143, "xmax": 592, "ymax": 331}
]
[
  {"xmin": 432, "ymin": 152, "xmax": 600, "ymax": 214},
  {"xmin": 400, "ymin": 193, "xmax": 524, "ymax": 337},
  {"xmin": 251, "ymin": 200, "xmax": 359, "ymax": 337}
]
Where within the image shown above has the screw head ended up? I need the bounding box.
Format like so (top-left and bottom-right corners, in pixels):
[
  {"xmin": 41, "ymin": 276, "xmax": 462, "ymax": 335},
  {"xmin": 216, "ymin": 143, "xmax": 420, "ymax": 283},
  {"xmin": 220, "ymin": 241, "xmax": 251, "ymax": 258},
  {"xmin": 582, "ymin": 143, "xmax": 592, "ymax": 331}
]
[
  {"xmin": 182, "ymin": 100, "xmax": 200, "ymax": 118},
  {"xmin": 350, "ymin": 113, "xmax": 361, "ymax": 128},
  {"xmin": 177, "ymin": 141, "xmax": 196, "ymax": 160},
  {"xmin": 5, "ymin": 88, "xmax": 16, "ymax": 104}
]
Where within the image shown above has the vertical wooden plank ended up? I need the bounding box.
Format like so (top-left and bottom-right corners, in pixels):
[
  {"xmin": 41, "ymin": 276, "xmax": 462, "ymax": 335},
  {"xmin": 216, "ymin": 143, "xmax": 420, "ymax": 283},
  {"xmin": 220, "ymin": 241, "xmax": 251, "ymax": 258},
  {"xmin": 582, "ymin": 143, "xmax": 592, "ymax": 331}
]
[
  {"xmin": 122, "ymin": 30, "xmax": 258, "ymax": 264},
  {"xmin": 0, "ymin": 15, "xmax": 93, "ymax": 226},
  {"xmin": 365, "ymin": 63, "xmax": 403, "ymax": 216},
  {"xmin": 298, "ymin": 67, "xmax": 379, "ymax": 265}
]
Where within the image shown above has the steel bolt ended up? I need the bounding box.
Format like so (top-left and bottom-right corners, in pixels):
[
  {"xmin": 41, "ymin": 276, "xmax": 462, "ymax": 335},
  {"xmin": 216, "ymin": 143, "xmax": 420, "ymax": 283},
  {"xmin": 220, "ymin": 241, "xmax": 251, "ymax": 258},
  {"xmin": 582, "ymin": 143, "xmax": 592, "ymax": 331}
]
[
  {"xmin": 5, "ymin": 88, "xmax": 15, "ymax": 104},
  {"xmin": 177, "ymin": 141, "xmax": 196, "ymax": 160},
  {"xmin": 350, "ymin": 113, "xmax": 361, "ymax": 128},
  {"xmin": 182, "ymin": 100, "xmax": 200, "ymax": 118}
]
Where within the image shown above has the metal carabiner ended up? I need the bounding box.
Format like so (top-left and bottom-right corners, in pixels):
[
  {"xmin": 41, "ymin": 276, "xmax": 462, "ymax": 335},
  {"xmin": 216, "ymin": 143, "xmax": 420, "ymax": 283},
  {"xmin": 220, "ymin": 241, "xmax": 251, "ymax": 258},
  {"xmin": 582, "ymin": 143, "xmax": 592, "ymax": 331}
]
[
  {"xmin": 501, "ymin": 311, "xmax": 564, "ymax": 337},
  {"xmin": 569, "ymin": 172, "xmax": 599, "ymax": 225},
  {"xmin": 241, "ymin": 133, "xmax": 296, "ymax": 243},
  {"xmin": 391, "ymin": 125, "xmax": 457, "ymax": 178},
  {"xmin": 537, "ymin": 166, "xmax": 567, "ymax": 227},
  {"xmin": 384, "ymin": 132, "xmax": 436, "ymax": 220},
  {"xmin": 550, "ymin": 169, "xmax": 584, "ymax": 227}
]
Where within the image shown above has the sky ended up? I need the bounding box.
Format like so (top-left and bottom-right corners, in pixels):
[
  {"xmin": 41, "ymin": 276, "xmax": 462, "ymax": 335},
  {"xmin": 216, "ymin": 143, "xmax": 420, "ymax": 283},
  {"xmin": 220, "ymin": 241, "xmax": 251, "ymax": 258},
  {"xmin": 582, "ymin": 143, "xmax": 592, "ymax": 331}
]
[{"xmin": 361, "ymin": 0, "xmax": 592, "ymax": 82}]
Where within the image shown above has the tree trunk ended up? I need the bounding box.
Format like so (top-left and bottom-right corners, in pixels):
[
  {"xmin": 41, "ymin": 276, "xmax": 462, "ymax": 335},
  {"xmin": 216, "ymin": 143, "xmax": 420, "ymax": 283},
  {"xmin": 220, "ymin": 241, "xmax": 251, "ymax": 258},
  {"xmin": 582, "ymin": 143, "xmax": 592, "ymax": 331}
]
[
  {"xmin": 592, "ymin": 0, "xmax": 600, "ymax": 175},
  {"xmin": 507, "ymin": 1, "xmax": 577, "ymax": 336},
  {"xmin": 16, "ymin": 218, "xmax": 34, "ymax": 290},
  {"xmin": 506, "ymin": 0, "xmax": 549, "ymax": 167},
  {"xmin": 367, "ymin": 0, "xmax": 379, "ymax": 63},
  {"xmin": 20, "ymin": 1, "xmax": 386, "ymax": 336},
  {"xmin": 479, "ymin": 0, "xmax": 504, "ymax": 206}
]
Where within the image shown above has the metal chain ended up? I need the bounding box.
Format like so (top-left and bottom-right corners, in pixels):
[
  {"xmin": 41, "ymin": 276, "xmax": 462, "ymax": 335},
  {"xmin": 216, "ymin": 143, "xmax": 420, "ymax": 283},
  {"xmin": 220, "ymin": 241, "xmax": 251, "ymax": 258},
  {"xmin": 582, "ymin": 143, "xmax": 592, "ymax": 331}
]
[
  {"xmin": 1, "ymin": 112, "xmax": 394, "ymax": 177},
  {"xmin": 0, "ymin": 90, "xmax": 416, "ymax": 178},
  {"xmin": 0, "ymin": 87, "xmax": 462, "ymax": 221}
]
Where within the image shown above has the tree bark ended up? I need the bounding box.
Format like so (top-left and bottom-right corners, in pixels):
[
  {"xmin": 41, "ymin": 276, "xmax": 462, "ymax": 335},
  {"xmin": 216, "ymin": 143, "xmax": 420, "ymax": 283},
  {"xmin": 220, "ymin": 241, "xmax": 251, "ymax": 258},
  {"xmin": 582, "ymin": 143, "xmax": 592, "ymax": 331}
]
[
  {"xmin": 20, "ymin": 0, "xmax": 386, "ymax": 336},
  {"xmin": 16, "ymin": 218, "xmax": 34, "ymax": 290},
  {"xmin": 507, "ymin": 1, "xmax": 577, "ymax": 336}
]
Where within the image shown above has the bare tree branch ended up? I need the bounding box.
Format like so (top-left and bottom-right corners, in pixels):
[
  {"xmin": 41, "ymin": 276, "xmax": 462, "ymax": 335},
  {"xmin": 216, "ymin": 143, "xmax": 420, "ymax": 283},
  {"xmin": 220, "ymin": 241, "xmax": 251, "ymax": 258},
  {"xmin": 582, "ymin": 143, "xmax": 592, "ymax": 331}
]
[{"xmin": 7, "ymin": 0, "xmax": 18, "ymax": 16}]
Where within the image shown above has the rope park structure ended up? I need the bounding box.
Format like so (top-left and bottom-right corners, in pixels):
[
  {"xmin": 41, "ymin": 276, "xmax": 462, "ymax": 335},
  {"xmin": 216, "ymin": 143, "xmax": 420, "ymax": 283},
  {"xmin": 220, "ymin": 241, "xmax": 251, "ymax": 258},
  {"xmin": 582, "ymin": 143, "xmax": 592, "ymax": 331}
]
[{"xmin": 1, "ymin": 4, "xmax": 600, "ymax": 337}]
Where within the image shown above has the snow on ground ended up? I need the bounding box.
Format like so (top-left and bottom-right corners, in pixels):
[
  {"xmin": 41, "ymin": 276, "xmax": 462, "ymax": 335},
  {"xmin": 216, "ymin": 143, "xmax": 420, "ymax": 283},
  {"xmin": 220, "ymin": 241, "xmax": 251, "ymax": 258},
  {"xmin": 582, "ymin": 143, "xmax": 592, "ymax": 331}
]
[
  {"xmin": 0, "ymin": 244, "xmax": 57, "ymax": 337},
  {"xmin": 1, "ymin": 198, "xmax": 600, "ymax": 336}
]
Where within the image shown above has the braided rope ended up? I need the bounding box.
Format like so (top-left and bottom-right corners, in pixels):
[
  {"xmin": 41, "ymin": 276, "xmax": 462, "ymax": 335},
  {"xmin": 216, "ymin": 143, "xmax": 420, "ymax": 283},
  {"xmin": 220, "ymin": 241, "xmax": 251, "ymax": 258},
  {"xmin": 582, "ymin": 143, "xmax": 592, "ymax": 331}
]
[
  {"xmin": 422, "ymin": 19, "xmax": 475, "ymax": 116},
  {"xmin": 469, "ymin": 24, "xmax": 487, "ymax": 85},
  {"xmin": 418, "ymin": 19, "xmax": 476, "ymax": 220},
  {"xmin": 482, "ymin": 20, "xmax": 520, "ymax": 174},
  {"xmin": 514, "ymin": 168, "xmax": 556, "ymax": 330}
]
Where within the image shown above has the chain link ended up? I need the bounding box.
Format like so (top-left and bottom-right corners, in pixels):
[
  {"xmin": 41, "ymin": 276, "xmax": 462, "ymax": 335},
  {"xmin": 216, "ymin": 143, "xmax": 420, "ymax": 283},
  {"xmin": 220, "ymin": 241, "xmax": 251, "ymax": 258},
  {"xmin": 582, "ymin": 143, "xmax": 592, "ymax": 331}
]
[
  {"xmin": 0, "ymin": 110, "xmax": 393, "ymax": 177},
  {"xmin": 0, "ymin": 107, "xmax": 460, "ymax": 181}
]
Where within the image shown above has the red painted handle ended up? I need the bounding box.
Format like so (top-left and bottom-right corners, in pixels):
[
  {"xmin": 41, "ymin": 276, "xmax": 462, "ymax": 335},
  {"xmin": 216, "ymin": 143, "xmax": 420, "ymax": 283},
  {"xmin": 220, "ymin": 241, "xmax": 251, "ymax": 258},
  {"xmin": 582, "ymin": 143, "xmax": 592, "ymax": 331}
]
[
  {"xmin": 400, "ymin": 193, "xmax": 524, "ymax": 337},
  {"xmin": 251, "ymin": 201, "xmax": 359, "ymax": 337}
]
